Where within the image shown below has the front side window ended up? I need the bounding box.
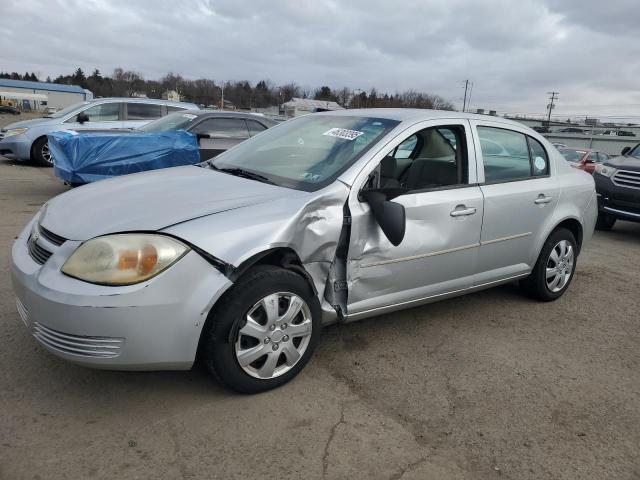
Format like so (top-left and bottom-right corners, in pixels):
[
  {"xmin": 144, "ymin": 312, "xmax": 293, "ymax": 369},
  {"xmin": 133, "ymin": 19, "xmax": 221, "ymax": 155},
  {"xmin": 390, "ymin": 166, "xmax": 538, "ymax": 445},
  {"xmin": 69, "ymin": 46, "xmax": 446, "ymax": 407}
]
[
  {"xmin": 478, "ymin": 127, "xmax": 548, "ymax": 182},
  {"xmin": 369, "ymin": 125, "xmax": 467, "ymax": 191},
  {"xmin": 74, "ymin": 103, "xmax": 121, "ymax": 122},
  {"xmin": 192, "ymin": 118, "xmax": 250, "ymax": 139},
  {"xmin": 127, "ymin": 103, "xmax": 162, "ymax": 120},
  {"xmin": 210, "ymin": 115, "xmax": 399, "ymax": 191}
]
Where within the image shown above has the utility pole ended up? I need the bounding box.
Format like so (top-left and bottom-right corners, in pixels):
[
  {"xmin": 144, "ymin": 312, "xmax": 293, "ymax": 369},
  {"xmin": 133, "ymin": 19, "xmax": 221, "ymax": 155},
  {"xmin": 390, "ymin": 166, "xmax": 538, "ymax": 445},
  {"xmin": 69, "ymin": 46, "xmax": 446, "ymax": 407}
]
[
  {"xmin": 462, "ymin": 80, "xmax": 470, "ymax": 112},
  {"xmin": 546, "ymin": 91, "xmax": 558, "ymax": 125},
  {"xmin": 220, "ymin": 82, "xmax": 224, "ymax": 110}
]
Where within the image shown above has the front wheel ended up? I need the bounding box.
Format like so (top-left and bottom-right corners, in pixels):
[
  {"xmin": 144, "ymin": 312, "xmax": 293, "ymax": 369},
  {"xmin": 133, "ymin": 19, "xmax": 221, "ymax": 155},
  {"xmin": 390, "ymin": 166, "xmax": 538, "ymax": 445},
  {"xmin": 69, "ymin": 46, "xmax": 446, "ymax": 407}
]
[
  {"xmin": 31, "ymin": 136, "xmax": 53, "ymax": 167},
  {"xmin": 520, "ymin": 228, "xmax": 577, "ymax": 302},
  {"xmin": 202, "ymin": 266, "xmax": 322, "ymax": 394}
]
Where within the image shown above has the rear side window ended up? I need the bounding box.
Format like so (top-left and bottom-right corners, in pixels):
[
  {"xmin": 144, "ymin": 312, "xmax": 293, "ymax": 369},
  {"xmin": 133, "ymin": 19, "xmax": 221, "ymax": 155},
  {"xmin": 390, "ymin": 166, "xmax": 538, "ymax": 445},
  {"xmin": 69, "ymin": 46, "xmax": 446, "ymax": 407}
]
[
  {"xmin": 527, "ymin": 136, "xmax": 549, "ymax": 176},
  {"xmin": 246, "ymin": 119, "xmax": 267, "ymax": 136},
  {"xmin": 127, "ymin": 103, "xmax": 162, "ymax": 120},
  {"xmin": 478, "ymin": 127, "xmax": 549, "ymax": 182},
  {"xmin": 167, "ymin": 105, "xmax": 188, "ymax": 113},
  {"xmin": 191, "ymin": 118, "xmax": 250, "ymax": 139}
]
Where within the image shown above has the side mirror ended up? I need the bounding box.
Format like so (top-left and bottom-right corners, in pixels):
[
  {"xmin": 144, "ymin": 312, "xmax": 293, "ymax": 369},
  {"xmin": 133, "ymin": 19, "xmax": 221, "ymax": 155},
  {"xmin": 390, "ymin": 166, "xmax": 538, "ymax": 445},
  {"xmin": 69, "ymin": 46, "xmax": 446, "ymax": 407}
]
[
  {"xmin": 621, "ymin": 146, "xmax": 631, "ymax": 156},
  {"xmin": 76, "ymin": 112, "xmax": 89, "ymax": 124},
  {"xmin": 196, "ymin": 133, "xmax": 212, "ymax": 140},
  {"xmin": 361, "ymin": 190, "xmax": 406, "ymax": 246}
]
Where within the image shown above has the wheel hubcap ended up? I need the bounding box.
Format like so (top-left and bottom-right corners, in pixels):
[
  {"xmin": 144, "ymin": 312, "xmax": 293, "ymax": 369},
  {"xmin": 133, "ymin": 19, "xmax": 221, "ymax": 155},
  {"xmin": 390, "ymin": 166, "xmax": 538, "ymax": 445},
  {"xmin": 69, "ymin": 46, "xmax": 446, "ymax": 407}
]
[
  {"xmin": 235, "ymin": 292, "xmax": 312, "ymax": 379},
  {"xmin": 545, "ymin": 240, "xmax": 574, "ymax": 293},
  {"xmin": 42, "ymin": 142, "xmax": 52, "ymax": 164}
]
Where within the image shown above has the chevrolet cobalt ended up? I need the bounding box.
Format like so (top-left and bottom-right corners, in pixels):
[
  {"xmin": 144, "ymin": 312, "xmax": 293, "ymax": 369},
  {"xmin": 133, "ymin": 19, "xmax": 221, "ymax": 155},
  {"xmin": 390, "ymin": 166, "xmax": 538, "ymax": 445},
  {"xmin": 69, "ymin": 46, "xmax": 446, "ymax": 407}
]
[{"xmin": 12, "ymin": 110, "xmax": 597, "ymax": 393}]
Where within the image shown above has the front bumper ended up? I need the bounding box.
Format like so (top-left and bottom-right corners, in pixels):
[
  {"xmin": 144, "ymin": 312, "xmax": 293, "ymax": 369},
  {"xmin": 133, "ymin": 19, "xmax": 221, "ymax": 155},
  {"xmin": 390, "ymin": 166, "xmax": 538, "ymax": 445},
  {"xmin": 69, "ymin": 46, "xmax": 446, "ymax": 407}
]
[
  {"xmin": 594, "ymin": 172, "xmax": 640, "ymax": 223},
  {"xmin": 0, "ymin": 135, "xmax": 32, "ymax": 159},
  {"xmin": 11, "ymin": 219, "xmax": 232, "ymax": 370}
]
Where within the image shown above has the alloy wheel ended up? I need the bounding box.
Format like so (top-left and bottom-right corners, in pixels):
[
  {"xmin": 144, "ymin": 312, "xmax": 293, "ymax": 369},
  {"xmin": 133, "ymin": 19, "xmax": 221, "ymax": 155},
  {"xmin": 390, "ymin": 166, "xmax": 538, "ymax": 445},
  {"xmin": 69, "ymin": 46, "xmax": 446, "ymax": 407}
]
[
  {"xmin": 235, "ymin": 292, "xmax": 312, "ymax": 379},
  {"xmin": 41, "ymin": 142, "xmax": 52, "ymax": 164},
  {"xmin": 545, "ymin": 240, "xmax": 574, "ymax": 293}
]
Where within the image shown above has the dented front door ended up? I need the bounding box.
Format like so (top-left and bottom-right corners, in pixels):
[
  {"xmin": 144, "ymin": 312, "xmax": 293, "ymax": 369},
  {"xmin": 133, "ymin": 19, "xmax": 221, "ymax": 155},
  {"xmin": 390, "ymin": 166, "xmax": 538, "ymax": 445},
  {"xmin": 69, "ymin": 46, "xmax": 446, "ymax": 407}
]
[{"xmin": 345, "ymin": 186, "xmax": 484, "ymax": 318}]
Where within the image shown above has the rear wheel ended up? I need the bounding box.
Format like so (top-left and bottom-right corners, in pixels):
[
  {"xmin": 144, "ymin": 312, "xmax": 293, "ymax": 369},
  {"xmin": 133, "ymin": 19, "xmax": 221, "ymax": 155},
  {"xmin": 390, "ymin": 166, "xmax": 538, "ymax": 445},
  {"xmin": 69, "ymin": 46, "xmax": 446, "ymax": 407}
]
[
  {"xmin": 595, "ymin": 213, "xmax": 616, "ymax": 231},
  {"xmin": 31, "ymin": 137, "xmax": 53, "ymax": 167},
  {"xmin": 520, "ymin": 228, "xmax": 577, "ymax": 302},
  {"xmin": 202, "ymin": 266, "xmax": 321, "ymax": 394}
]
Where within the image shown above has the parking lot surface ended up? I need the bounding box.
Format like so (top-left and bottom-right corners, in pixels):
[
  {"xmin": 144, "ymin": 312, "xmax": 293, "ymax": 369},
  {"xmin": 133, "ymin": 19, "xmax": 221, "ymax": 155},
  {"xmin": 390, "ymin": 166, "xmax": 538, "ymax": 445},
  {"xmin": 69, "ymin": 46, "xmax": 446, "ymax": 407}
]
[{"xmin": 1, "ymin": 157, "xmax": 639, "ymax": 480}]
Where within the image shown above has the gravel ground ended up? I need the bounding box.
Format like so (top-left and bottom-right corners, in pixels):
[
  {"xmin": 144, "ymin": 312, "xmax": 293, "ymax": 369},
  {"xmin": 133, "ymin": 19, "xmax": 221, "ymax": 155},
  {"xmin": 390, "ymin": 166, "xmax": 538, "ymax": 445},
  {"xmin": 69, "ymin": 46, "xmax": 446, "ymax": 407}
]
[{"xmin": 0, "ymin": 157, "xmax": 639, "ymax": 480}]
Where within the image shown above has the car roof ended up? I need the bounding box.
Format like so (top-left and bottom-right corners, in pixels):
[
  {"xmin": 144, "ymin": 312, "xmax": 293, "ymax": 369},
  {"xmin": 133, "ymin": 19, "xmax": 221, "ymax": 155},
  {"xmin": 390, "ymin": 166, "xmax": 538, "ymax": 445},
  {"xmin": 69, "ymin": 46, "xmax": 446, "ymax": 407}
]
[
  {"xmin": 315, "ymin": 108, "xmax": 528, "ymax": 128},
  {"xmin": 88, "ymin": 97, "xmax": 198, "ymax": 107},
  {"xmin": 187, "ymin": 110, "xmax": 278, "ymax": 123}
]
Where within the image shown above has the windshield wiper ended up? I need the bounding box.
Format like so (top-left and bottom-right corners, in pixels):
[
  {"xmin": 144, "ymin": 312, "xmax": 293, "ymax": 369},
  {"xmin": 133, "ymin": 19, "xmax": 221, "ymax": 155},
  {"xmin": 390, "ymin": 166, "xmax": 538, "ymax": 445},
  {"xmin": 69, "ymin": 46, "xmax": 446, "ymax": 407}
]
[{"xmin": 209, "ymin": 163, "xmax": 276, "ymax": 185}]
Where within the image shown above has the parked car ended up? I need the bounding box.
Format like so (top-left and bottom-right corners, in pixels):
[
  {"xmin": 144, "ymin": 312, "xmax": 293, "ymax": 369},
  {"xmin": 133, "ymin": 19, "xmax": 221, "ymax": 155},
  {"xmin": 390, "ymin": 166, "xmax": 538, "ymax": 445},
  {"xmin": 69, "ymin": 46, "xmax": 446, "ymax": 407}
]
[
  {"xmin": 592, "ymin": 143, "xmax": 640, "ymax": 230},
  {"xmin": 531, "ymin": 126, "xmax": 550, "ymax": 133},
  {"xmin": 601, "ymin": 129, "xmax": 636, "ymax": 137},
  {"xmin": 11, "ymin": 110, "xmax": 597, "ymax": 393},
  {"xmin": 558, "ymin": 147, "xmax": 609, "ymax": 174},
  {"xmin": 0, "ymin": 105, "xmax": 20, "ymax": 115},
  {"xmin": 137, "ymin": 110, "xmax": 278, "ymax": 160},
  {"xmin": 0, "ymin": 98, "xmax": 199, "ymax": 166},
  {"xmin": 557, "ymin": 127, "xmax": 588, "ymax": 134}
]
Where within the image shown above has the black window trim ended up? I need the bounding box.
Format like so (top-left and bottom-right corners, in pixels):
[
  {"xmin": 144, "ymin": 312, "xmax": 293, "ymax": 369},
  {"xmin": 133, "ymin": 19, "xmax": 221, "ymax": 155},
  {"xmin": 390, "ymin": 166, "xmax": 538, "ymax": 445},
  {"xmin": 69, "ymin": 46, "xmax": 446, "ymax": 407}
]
[{"xmin": 476, "ymin": 125, "xmax": 551, "ymax": 186}]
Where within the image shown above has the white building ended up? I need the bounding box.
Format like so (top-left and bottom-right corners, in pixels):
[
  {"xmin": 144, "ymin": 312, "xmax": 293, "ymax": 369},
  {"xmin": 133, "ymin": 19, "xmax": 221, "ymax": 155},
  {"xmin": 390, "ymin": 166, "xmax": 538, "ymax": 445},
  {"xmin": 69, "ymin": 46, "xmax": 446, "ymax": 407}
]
[
  {"xmin": 283, "ymin": 97, "xmax": 344, "ymax": 118},
  {"xmin": 0, "ymin": 78, "xmax": 93, "ymax": 111}
]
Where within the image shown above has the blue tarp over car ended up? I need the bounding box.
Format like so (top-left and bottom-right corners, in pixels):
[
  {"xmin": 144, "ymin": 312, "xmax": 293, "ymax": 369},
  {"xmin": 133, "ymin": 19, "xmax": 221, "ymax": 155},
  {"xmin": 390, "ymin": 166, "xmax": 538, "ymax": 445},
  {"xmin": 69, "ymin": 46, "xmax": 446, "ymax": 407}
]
[{"xmin": 48, "ymin": 130, "xmax": 200, "ymax": 184}]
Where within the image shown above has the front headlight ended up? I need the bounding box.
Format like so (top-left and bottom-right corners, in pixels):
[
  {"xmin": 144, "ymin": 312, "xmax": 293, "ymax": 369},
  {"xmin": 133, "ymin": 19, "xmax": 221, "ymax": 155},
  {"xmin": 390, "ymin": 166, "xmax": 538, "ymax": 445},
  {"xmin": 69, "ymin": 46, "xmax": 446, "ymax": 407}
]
[
  {"xmin": 595, "ymin": 164, "xmax": 617, "ymax": 178},
  {"xmin": 61, "ymin": 234, "xmax": 189, "ymax": 285},
  {"xmin": 3, "ymin": 127, "xmax": 29, "ymax": 138}
]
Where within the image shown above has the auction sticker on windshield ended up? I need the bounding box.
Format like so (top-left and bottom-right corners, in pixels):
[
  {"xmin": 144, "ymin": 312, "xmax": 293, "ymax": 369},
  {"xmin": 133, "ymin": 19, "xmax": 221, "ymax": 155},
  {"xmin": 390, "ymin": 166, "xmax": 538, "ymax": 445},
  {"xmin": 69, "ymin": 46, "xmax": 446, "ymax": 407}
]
[
  {"xmin": 323, "ymin": 128, "xmax": 364, "ymax": 141},
  {"xmin": 182, "ymin": 114, "xmax": 197, "ymax": 119}
]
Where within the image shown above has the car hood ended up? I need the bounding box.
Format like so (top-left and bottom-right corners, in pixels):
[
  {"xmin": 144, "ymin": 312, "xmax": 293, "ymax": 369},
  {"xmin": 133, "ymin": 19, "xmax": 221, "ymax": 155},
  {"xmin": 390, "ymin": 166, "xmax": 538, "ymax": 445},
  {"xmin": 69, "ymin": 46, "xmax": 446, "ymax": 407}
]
[
  {"xmin": 2, "ymin": 117, "xmax": 55, "ymax": 130},
  {"xmin": 40, "ymin": 166, "xmax": 302, "ymax": 241},
  {"xmin": 606, "ymin": 155, "xmax": 640, "ymax": 172}
]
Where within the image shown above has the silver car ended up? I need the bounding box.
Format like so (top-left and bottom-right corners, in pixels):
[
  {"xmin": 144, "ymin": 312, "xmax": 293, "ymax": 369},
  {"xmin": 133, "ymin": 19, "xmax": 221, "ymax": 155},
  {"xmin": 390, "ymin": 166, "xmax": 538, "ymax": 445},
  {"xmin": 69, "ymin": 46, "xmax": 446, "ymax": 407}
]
[
  {"xmin": 0, "ymin": 98, "xmax": 199, "ymax": 166},
  {"xmin": 11, "ymin": 109, "xmax": 597, "ymax": 393}
]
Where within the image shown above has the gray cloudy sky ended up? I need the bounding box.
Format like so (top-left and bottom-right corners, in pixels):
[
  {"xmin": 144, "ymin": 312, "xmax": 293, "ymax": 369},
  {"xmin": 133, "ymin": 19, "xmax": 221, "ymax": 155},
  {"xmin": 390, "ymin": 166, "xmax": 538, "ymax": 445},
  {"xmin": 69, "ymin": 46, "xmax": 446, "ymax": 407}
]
[{"xmin": 2, "ymin": 0, "xmax": 640, "ymax": 119}]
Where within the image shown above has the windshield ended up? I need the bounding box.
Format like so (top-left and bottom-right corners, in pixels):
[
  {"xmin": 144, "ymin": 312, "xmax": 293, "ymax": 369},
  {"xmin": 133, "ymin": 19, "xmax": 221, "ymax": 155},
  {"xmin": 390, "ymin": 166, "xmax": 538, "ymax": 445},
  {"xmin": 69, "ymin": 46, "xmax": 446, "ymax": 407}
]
[
  {"xmin": 210, "ymin": 115, "xmax": 399, "ymax": 191},
  {"xmin": 45, "ymin": 101, "xmax": 90, "ymax": 119},
  {"xmin": 628, "ymin": 144, "xmax": 640, "ymax": 158},
  {"xmin": 559, "ymin": 149, "xmax": 587, "ymax": 163},
  {"xmin": 140, "ymin": 111, "xmax": 197, "ymax": 132}
]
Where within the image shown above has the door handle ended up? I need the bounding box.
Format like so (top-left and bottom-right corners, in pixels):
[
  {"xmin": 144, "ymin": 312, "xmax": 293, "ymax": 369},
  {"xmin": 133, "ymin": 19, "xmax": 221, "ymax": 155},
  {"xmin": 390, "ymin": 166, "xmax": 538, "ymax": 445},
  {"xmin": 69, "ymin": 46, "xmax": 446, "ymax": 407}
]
[
  {"xmin": 534, "ymin": 194, "xmax": 553, "ymax": 205},
  {"xmin": 450, "ymin": 206, "xmax": 477, "ymax": 217}
]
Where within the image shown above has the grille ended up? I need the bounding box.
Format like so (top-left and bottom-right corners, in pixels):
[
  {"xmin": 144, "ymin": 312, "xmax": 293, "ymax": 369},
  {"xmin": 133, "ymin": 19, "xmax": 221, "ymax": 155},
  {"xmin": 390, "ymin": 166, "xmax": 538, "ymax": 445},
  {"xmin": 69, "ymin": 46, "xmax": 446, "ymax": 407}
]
[
  {"xmin": 27, "ymin": 235, "xmax": 52, "ymax": 265},
  {"xmin": 15, "ymin": 297, "xmax": 29, "ymax": 326},
  {"xmin": 38, "ymin": 224, "xmax": 66, "ymax": 246},
  {"xmin": 33, "ymin": 322, "xmax": 124, "ymax": 358},
  {"xmin": 612, "ymin": 169, "xmax": 640, "ymax": 190}
]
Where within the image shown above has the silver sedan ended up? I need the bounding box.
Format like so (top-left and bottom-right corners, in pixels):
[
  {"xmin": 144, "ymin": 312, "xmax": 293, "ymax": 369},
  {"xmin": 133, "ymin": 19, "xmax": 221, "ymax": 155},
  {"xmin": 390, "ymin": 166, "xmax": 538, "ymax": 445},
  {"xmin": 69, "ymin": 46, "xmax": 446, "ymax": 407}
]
[{"xmin": 11, "ymin": 109, "xmax": 597, "ymax": 393}]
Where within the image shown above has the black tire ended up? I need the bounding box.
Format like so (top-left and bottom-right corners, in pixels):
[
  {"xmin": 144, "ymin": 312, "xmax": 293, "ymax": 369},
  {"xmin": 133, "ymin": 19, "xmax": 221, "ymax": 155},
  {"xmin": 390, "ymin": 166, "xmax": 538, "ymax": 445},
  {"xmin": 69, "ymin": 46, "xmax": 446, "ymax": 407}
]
[
  {"xmin": 201, "ymin": 265, "xmax": 322, "ymax": 394},
  {"xmin": 31, "ymin": 136, "xmax": 53, "ymax": 167},
  {"xmin": 595, "ymin": 213, "xmax": 616, "ymax": 231},
  {"xmin": 520, "ymin": 228, "xmax": 577, "ymax": 302}
]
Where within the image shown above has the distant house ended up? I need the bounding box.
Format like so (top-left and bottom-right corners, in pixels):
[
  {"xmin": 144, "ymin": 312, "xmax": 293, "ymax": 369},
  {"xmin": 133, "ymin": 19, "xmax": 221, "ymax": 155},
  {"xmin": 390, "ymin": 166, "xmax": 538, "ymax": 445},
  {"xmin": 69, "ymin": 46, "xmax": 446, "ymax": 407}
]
[
  {"xmin": 283, "ymin": 97, "xmax": 344, "ymax": 118},
  {"xmin": 0, "ymin": 78, "xmax": 92, "ymax": 111},
  {"xmin": 162, "ymin": 90, "xmax": 180, "ymax": 102}
]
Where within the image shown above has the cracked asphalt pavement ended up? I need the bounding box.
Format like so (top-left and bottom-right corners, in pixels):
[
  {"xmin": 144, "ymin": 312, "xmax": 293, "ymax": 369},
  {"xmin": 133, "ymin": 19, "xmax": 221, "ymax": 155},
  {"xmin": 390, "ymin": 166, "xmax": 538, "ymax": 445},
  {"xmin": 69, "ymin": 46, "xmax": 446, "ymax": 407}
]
[{"xmin": 1, "ymin": 157, "xmax": 639, "ymax": 479}]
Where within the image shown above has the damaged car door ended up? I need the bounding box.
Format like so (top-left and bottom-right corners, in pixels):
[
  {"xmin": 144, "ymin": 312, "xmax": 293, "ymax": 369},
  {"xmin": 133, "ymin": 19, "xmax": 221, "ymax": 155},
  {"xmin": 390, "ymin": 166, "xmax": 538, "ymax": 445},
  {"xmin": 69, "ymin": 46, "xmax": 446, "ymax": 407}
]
[{"xmin": 345, "ymin": 120, "xmax": 484, "ymax": 319}]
